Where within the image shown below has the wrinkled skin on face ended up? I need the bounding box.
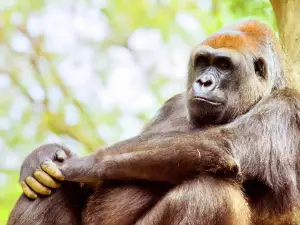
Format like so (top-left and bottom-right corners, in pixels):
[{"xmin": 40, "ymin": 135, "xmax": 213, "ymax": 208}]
[{"xmin": 186, "ymin": 22, "xmax": 284, "ymax": 126}]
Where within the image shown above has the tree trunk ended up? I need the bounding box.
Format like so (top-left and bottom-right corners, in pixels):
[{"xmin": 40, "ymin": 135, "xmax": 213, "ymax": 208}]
[{"xmin": 270, "ymin": 0, "xmax": 300, "ymax": 88}]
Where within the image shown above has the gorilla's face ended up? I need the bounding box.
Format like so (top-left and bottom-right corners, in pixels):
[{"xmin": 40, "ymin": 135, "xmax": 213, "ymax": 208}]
[{"xmin": 187, "ymin": 45, "xmax": 271, "ymax": 126}]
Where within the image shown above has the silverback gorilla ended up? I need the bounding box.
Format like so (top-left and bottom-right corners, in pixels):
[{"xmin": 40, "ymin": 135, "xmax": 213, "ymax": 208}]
[{"xmin": 8, "ymin": 19, "xmax": 300, "ymax": 225}]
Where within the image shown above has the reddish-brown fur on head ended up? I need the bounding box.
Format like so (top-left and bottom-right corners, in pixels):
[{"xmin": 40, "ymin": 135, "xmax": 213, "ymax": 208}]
[{"xmin": 201, "ymin": 19, "xmax": 282, "ymax": 55}]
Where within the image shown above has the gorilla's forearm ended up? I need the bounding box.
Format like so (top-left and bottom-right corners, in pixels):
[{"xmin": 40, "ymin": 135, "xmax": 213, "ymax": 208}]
[{"xmin": 60, "ymin": 131, "xmax": 238, "ymax": 184}]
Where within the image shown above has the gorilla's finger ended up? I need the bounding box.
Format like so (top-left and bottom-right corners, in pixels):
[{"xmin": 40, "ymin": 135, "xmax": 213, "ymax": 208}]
[
  {"xmin": 227, "ymin": 158, "xmax": 240, "ymax": 175},
  {"xmin": 25, "ymin": 176, "xmax": 51, "ymax": 195},
  {"xmin": 56, "ymin": 150, "xmax": 67, "ymax": 162},
  {"xmin": 20, "ymin": 181, "xmax": 37, "ymax": 199},
  {"xmin": 41, "ymin": 160, "xmax": 65, "ymax": 181},
  {"xmin": 33, "ymin": 170, "xmax": 61, "ymax": 188}
]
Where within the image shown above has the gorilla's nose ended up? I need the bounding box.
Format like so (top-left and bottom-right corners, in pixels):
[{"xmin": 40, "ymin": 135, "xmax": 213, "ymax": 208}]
[{"xmin": 195, "ymin": 75, "xmax": 217, "ymax": 91}]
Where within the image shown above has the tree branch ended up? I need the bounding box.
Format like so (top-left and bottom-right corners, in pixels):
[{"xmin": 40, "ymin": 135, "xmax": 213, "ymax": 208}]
[
  {"xmin": 270, "ymin": 0, "xmax": 300, "ymax": 88},
  {"xmin": 12, "ymin": 26, "xmax": 105, "ymax": 149},
  {"xmin": 0, "ymin": 70, "xmax": 35, "ymax": 103}
]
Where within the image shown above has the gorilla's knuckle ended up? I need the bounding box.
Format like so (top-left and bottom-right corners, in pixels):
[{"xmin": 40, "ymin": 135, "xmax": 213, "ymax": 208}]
[{"xmin": 221, "ymin": 157, "xmax": 240, "ymax": 178}]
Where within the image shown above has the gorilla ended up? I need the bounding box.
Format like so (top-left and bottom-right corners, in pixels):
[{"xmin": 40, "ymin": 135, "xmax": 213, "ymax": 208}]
[{"xmin": 9, "ymin": 19, "xmax": 300, "ymax": 225}]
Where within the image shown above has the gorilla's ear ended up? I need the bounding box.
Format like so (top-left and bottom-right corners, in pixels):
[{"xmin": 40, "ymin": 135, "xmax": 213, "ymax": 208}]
[{"xmin": 254, "ymin": 58, "xmax": 266, "ymax": 79}]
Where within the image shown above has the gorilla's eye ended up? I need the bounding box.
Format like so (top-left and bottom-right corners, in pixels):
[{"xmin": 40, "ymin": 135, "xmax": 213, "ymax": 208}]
[
  {"xmin": 214, "ymin": 57, "xmax": 231, "ymax": 70},
  {"xmin": 195, "ymin": 55, "xmax": 209, "ymax": 68},
  {"xmin": 254, "ymin": 58, "xmax": 266, "ymax": 79}
]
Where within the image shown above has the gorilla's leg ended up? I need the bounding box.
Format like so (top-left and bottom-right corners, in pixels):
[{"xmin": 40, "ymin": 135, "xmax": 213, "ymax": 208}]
[
  {"xmin": 137, "ymin": 176, "xmax": 251, "ymax": 225},
  {"xmin": 83, "ymin": 181, "xmax": 171, "ymax": 225},
  {"xmin": 8, "ymin": 182, "xmax": 86, "ymax": 225},
  {"xmin": 83, "ymin": 177, "xmax": 249, "ymax": 225}
]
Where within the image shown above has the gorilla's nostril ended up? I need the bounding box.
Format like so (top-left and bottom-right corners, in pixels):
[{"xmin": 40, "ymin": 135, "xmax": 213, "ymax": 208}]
[
  {"xmin": 197, "ymin": 78, "xmax": 213, "ymax": 87},
  {"xmin": 195, "ymin": 74, "xmax": 217, "ymax": 91},
  {"xmin": 202, "ymin": 80, "xmax": 213, "ymax": 87}
]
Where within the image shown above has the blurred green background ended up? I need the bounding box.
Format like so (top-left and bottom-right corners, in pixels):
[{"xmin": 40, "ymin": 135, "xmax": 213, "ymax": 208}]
[{"xmin": 0, "ymin": 0, "xmax": 276, "ymax": 223}]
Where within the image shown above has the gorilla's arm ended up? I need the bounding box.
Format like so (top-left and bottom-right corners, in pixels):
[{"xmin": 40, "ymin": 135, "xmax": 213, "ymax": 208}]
[
  {"xmin": 226, "ymin": 88, "xmax": 300, "ymax": 207},
  {"xmin": 58, "ymin": 88, "xmax": 300, "ymax": 199},
  {"xmin": 59, "ymin": 131, "xmax": 238, "ymax": 184}
]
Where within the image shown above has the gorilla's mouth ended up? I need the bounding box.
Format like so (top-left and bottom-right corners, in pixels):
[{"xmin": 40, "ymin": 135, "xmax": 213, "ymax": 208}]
[
  {"xmin": 192, "ymin": 97, "xmax": 223, "ymax": 106},
  {"xmin": 188, "ymin": 96, "xmax": 226, "ymax": 126}
]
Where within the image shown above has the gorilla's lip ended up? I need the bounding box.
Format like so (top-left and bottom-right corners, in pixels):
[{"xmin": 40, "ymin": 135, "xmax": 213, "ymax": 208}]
[{"xmin": 191, "ymin": 96, "xmax": 223, "ymax": 106}]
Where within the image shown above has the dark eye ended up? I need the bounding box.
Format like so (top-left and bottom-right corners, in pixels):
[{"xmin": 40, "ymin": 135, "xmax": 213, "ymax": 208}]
[
  {"xmin": 215, "ymin": 57, "xmax": 231, "ymax": 70},
  {"xmin": 194, "ymin": 55, "xmax": 209, "ymax": 68},
  {"xmin": 254, "ymin": 58, "xmax": 266, "ymax": 79}
]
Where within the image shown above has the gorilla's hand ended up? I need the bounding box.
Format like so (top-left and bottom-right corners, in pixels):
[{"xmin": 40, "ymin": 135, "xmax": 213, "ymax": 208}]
[{"xmin": 20, "ymin": 144, "xmax": 75, "ymax": 199}]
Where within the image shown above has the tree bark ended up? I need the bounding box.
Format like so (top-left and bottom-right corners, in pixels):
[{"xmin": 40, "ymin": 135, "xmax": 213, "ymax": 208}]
[{"xmin": 270, "ymin": 0, "xmax": 300, "ymax": 88}]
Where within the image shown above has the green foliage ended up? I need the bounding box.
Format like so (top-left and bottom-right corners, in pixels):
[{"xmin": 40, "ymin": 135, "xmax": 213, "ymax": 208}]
[{"xmin": 0, "ymin": 0, "xmax": 275, "ymax": 223}]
